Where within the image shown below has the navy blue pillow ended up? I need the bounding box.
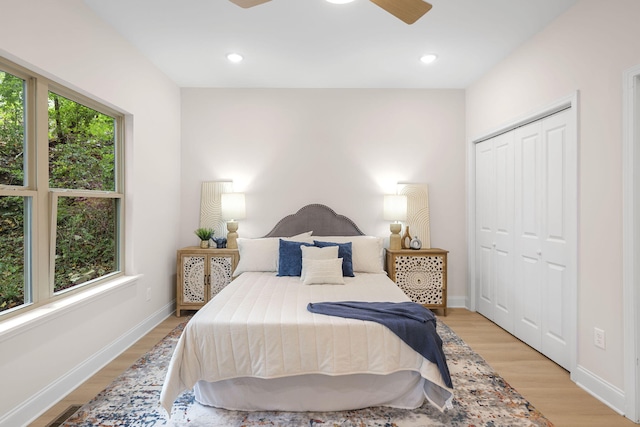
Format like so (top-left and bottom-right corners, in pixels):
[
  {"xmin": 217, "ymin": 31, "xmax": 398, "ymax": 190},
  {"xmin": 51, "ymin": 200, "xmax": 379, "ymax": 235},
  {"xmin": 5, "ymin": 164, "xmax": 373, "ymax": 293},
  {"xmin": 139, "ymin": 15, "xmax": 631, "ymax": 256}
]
[
  {"xmin": 277, "ymin": 239, "xmax": 314, "ymax": 276},
  {"xmin": 313, "ymin": 240, "xmax": 354, "ymax": 277}
]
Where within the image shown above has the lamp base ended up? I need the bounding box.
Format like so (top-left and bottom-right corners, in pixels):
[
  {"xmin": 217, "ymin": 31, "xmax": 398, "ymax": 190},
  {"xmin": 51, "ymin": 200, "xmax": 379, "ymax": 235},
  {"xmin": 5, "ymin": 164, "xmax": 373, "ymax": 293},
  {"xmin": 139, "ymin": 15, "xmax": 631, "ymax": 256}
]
[
  {"xmin": 389, "ymin": 223, "xmax": 402, "ymax": 250},
  {"xmin": 226, "ymin": 221, "xmax": 239, "ymax": 249}
]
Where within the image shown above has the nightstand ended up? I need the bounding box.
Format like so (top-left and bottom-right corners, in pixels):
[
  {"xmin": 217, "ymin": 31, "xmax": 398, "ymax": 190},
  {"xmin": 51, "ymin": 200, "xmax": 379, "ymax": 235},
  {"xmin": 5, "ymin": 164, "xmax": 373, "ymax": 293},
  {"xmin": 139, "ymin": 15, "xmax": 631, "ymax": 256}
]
[
  {"xmin": 385, "ymin": 248, "xmax": 449, "ymax": 316},
  {"xmin": 176, "ymin": 247, "xmax": 239, "ymax": 317}
]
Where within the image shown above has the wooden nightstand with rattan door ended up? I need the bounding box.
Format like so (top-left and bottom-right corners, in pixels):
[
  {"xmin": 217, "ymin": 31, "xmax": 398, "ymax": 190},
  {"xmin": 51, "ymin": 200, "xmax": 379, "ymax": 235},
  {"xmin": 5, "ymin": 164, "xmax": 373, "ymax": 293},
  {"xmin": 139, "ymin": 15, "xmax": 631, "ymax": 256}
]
[
  {"xmin": 176, "ymin": 247, "xmax": 239, "ymax": 317},
  {"xmin": 385, "ymin": 248, "xmax": 449, "ymax": 316}
]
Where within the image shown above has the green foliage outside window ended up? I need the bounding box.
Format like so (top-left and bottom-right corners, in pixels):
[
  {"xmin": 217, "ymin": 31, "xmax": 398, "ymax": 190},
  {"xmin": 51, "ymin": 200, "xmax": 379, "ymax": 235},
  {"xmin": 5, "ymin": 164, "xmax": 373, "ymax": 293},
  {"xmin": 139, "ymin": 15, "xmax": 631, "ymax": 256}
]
[
  {"xmin": 54, "ymin": 197, "xmax": 117, "ymax": 292},
  {"xmin": 48, "ymin": 92, "xmax": 118, "ymax": 293},
  {"xmin": 0, "ymin": 196, "xmax": 25, "ymax": 310},
  {"xmin": 0, "ymin": 68, "xmax": 119, "ymax": 312},
  {"xmin": 0, "ymin": 71, "xmax": 26, "ymax": 310},
  {"xmin": 48, "ymin": 92, "xmax": 115, "ymax": 191},
  {"xmin": 0, "ymin": 71, "xmax": 25, "ymax": 187}
]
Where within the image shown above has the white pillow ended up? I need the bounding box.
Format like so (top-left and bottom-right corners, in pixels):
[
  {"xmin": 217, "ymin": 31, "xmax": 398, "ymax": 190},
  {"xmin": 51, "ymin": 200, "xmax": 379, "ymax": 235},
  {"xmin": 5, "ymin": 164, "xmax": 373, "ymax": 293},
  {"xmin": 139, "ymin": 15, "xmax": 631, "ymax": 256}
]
[
  {"xmin": 313, "ymin": 236, "xmax": 384, "ymax": 273},
  {"xmin": 233, "ymin": 231, "xmax": 313, "ymax": 276},
  {"xmin": 300, "ymin": 245, "xmax": 339, "ymax": 280},
  {"xmin": 301, "ymin": 258, "xmax": 345, "ymax": 285}
]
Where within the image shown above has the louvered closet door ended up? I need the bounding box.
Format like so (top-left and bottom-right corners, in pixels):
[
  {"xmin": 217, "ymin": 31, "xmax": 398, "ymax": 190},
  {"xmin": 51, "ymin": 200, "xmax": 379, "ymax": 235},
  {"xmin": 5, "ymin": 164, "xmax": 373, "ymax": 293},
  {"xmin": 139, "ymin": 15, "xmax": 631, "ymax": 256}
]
[
  {"xmin": 514, "ymin": 109, "xmax": 571, "ymax": 370},
  {"xmin": 475, "ymin": 131, "xmax": 516, "ymax": 333}
]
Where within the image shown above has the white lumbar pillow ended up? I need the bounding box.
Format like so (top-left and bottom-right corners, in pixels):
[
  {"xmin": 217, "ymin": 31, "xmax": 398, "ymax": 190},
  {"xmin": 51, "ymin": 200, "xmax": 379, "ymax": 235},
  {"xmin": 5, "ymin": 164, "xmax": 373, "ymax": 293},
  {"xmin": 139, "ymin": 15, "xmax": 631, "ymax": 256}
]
[
  {"xmin": 300, "ymin": 245, "xmax": 339, "ymax": 280},
  {"xmin": 302, "ymin": 257, "xmax": 345, "ymax": 285}
]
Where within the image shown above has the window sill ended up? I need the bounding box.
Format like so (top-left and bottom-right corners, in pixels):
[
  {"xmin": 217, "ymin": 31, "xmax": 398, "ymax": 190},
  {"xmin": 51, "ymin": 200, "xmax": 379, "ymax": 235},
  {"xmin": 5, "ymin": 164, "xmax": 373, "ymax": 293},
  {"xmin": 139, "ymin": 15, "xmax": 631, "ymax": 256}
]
[{"xmin": 0, "ymin": 274, "xmax": 142, "ymax": 342}]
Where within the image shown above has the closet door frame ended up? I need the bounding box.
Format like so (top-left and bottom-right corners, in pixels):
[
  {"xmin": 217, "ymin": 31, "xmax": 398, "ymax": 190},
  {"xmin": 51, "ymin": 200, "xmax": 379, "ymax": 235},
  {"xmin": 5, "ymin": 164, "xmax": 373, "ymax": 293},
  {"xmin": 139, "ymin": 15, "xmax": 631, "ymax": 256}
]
[{"xmin": 467, "ymin": 92, "xmax": 578, "ymax": 376}]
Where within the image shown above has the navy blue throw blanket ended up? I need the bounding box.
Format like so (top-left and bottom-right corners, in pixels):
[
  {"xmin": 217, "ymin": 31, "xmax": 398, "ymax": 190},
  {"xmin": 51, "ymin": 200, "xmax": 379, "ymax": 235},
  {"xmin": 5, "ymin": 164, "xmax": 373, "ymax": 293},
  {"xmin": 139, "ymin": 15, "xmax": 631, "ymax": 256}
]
[{"xmin": 307, "ymin": 301, "xmax": 453, "ymax": 389}]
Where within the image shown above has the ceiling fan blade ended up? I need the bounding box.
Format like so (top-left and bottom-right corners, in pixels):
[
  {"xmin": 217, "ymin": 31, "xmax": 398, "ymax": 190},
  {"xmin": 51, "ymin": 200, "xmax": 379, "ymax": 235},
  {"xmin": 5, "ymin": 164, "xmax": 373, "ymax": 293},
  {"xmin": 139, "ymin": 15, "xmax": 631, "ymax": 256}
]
[
  {"xmin": 228, "ymin": 0, "xmax": 271, "ymax": 8},
  {"xmin": 369, "ymin": 0, "xmax": 432, "ymax": 25}
]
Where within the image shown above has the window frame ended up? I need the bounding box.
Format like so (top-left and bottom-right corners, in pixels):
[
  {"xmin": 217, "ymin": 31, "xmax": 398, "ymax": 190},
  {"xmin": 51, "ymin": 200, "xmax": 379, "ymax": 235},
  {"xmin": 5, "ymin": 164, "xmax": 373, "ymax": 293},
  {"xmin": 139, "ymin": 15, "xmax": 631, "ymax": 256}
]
[{"xmin": 0, "ymin": 57, "xmax": 126, "ymax": 318}]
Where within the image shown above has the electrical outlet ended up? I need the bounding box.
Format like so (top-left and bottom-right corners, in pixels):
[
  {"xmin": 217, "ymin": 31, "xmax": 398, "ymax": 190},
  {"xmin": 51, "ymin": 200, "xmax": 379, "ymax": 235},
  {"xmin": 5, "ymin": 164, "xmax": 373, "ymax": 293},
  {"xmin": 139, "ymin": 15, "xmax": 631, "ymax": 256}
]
[
  {"xmin": 594, "ymin": 327, "xmax": 605, "ymax": 349},
  {"xmin": 146, "ymin": 287, "xmax": 151, "ymax": 302}
]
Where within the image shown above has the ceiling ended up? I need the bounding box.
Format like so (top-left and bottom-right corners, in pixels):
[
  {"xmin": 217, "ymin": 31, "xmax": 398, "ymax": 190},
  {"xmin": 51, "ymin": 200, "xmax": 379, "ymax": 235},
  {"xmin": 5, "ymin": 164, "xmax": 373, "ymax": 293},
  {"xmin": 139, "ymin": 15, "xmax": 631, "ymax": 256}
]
[{"xmin": 83, "ymin": 0, "xmax": 577, "ymax": 89}]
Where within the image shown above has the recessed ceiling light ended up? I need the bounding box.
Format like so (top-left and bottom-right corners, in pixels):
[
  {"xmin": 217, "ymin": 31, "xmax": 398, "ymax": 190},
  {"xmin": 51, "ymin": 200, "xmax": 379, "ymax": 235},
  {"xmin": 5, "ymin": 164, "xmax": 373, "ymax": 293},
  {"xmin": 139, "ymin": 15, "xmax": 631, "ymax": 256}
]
[
  {"xmin": 226, "ymin": 53, "xmax": 244, "ymax": 63},
  {"xmin": 420, "ymin": 54, "xmax": 438, "ymax": 64},
  {"xmin": 326, "ymin": 0, "xmax": 355, "ymax": 4}
]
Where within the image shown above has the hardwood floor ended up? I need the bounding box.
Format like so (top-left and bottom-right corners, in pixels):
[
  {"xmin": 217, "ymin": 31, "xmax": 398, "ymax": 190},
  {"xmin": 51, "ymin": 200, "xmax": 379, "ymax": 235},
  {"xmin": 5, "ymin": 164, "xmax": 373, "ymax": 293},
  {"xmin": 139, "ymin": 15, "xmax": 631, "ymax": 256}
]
[
  {"xmin": 29, "ymin": 314, "xmax": 184, "ymax": 427},
  {"xmin": 30, "ymin": 308, "xmax": 635, "ymax": 427},
  {"xmin": 441, "ymin": 309, "xmax": 635, "ymax": 427}
]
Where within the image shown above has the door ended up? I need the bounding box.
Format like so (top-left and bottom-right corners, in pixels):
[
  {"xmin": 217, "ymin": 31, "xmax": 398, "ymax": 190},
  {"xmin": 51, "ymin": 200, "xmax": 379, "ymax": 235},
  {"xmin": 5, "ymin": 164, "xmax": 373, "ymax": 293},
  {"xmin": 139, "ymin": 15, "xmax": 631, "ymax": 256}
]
[
  {"xmin": 514, "ymin": 109, "xmax": 572, "ymax": 369},
  {"xmin": 475, "ymin": 131, "xmax": 515, "ymax": 333},
  {"xmin": 513, "ymin": 120, "xmax": 543, "ymax": 349},
  {"xmin": 475, "ymin": 107, "xmax": 574, "ymax": 371},
  {"xmin": 475, "ymin": 138, "xmax": 496, "ymax": 319}
]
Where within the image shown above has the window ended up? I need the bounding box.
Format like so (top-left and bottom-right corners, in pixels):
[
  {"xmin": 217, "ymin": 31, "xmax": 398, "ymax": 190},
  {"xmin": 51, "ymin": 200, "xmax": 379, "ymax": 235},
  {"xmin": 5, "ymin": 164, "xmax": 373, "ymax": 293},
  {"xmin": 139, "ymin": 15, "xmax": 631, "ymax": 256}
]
[{"xmin": 0, "ymin": 58, "xmax": 124, "ymax": 316}]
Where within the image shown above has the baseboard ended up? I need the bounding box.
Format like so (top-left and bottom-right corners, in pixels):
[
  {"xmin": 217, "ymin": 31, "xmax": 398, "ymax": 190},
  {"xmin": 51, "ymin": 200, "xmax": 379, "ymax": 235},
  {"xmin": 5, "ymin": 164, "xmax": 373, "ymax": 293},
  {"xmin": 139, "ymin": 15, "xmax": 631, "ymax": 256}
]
[
  {"xmin": 0, "ymin": 301, "xmax": 175, "ymax": 427},
  {"xmin": 446, "ymin": 296, "xmax": 467, "ymax": 309},
  {"xmin": 572, "ymin": 364, "xmax": 626, "ymax": 416}
]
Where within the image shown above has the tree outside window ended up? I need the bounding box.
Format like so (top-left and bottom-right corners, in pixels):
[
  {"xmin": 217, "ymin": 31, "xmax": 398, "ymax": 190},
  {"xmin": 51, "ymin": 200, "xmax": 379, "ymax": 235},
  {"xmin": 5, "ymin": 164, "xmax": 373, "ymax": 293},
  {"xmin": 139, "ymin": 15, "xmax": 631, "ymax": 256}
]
[{"xmin": 0, "ymin": 62, "xmax": 124, "ymax": 314}]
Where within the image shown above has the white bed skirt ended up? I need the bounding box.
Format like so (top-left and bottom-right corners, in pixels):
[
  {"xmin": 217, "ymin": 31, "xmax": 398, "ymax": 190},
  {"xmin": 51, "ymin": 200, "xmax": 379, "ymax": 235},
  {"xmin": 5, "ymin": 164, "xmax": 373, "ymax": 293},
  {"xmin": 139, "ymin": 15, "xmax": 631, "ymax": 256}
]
[{"xmin": 194, "ymin": 371, "xmax": 426, "ymax": 412}]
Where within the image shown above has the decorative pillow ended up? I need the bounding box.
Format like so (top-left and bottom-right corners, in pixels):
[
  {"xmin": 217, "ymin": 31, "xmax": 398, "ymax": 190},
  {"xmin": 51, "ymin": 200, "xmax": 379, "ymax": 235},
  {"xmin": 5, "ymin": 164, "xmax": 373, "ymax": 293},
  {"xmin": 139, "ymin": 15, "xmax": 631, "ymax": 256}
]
[
  {"xmin": 300, "ymin": 245, "xmax": 339, "ymax": 280},
  {"xmin": 233, "ymin": 231, "xmax": 314, "ymax": 276},
  {"xmin": 291, "ymin": 231, "xmax": 314, "ymax": 239},
  {"xmin": 313, "ymin": 236, "xmax": 384, "ymax": 273},
  {"xmin": 313, "ymin": 240, "xmax": 354, "ymax": 277},
  {"xmin": 277, "ymin": 239, "xmax": 314, "ymax": 276},
  {"xmin": 301, "ymin": 257, "xmax": 345, "ymax": 285},
  {"xmin": 234, "ymin": 237, "xmax": 279, "ymax": 275}
]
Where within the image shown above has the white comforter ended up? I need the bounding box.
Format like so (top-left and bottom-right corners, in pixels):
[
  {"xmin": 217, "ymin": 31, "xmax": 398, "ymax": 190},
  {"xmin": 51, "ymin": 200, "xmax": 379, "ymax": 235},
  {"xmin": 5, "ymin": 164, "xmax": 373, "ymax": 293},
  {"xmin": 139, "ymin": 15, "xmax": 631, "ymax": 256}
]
[{"xmin": 160, "ymin": 272, "xmax": 453, "ymax": 414}]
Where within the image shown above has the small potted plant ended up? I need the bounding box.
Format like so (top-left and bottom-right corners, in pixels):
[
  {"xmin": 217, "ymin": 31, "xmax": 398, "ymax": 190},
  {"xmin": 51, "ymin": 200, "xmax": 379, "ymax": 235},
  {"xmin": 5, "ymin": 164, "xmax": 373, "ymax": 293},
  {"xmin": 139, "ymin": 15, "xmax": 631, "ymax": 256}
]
[{"xmin": 194, "ymin": 227, "xmax": 215, "ymax": 248}]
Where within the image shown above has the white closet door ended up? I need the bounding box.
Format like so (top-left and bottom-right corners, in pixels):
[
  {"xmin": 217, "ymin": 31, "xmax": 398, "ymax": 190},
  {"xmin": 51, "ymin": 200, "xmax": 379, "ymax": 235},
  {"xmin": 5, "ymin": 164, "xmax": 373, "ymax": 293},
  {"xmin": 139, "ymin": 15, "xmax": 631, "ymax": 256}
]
[
  {"xmin": 539, "ymin": 111, "xmax": 572, "ymax": 370},
  {"xmin": 475, "ymin": 139, "xmax": 496, "ymax": 319},
  {"xmin": 492, "ymin": 132, "xmax": 515, "ymax": 332},
  {"xmin": 513, "ymin": 120, "xmax": 544, "ymax": 350},
  {"xmin": 475, "ymin": 132, "xmax": 515, "ymax": 333},
  {"xmin": 514, "ymin": 109, "xmax": 572, "ymax": 370},
  {"xmin": 476, "ymin": 108, "xmax": 573, "ymax": 371}
]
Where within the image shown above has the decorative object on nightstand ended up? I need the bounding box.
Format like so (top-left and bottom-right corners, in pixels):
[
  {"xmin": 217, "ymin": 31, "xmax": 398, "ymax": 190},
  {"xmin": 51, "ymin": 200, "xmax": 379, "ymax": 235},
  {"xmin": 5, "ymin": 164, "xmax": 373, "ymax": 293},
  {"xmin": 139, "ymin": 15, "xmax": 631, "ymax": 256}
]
[
  {"xmin": 385, "ymin": 248, "xmax": 448, "ymax": 316},
  {"xmin": 194, "ymin": 227, "xmax": 215, "ymax": 249},
  {"xmin": 199, "ymin": 180, "xmax": 233, "ymax": 240},
  {"xmin": 212, "ymin": 237, "xmax": 227, "ymax": 248},
  {"xmin": 401, "ymin": 226, "xmax": 412, "ymax": 249},
  {"xmin": 383, "ymin": 194, "xmax": 407, "ymax": 250},
  {"xmin": 410, "ymin": 235, "xmax": 422, "ymax": 250},
  {"xmin": 176, "ymin": 247, "xmax": 239, "ymax": 317},
  {"xmin": 221, "ymin": 192, "xmax": 246, "ymax": 249},
  {"xmin": 398, "ymin": 183, "xmax": 431, "ymax": 249}
]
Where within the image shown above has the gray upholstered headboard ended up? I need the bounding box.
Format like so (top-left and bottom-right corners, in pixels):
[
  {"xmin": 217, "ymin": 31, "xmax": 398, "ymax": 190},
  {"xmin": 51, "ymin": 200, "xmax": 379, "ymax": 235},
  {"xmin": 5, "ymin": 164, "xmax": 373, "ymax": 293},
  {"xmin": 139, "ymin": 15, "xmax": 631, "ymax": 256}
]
[{"xmin": 263, "ymin": 204, "xmax": 365, "ymax": 237}]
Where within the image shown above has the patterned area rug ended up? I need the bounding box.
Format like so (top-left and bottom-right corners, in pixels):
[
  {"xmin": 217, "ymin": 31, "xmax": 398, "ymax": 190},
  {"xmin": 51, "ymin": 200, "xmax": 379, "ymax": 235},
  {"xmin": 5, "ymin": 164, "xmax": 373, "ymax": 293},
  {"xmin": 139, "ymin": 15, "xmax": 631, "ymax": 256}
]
[{"xmin": 62, "ymin": 319, "xmax": 554, "ymax": 426}]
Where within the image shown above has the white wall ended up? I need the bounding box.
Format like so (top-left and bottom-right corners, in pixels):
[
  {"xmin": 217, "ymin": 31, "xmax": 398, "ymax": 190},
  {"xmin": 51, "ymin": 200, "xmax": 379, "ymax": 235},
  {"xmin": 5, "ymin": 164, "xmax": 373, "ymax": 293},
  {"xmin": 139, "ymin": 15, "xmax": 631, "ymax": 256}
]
[
  {"xmin": 0, "ymin": 1, "xmax": 181, "ymax": 425},
  {"xmin": 180, "ymin": 88, "xmax": 467, "ymax": 303},
  {"xmin": 466, "ymin": 0, "xmax": 640, "ymax": 414}
]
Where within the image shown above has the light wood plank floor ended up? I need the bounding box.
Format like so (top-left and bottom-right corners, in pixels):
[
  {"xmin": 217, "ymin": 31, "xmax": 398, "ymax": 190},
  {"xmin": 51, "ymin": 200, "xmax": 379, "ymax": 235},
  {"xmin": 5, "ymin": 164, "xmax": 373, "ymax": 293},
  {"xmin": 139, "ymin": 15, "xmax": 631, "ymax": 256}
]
[
  {"xmin": 30, "ymin": 308, "xmax": 635, "ymax": 427},
  {"xmin": 441, "ymin": 309, "xmax": 634, "ymax": 427}
]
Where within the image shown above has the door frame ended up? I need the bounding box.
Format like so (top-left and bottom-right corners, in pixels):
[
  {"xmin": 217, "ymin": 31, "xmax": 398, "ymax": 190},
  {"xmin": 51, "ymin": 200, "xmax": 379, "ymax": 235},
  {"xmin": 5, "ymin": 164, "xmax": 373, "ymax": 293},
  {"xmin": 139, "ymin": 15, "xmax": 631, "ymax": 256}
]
[
  {"xmin": 622, "ymin": 64, "xmax": 640, "ymax": 423},
  {"xmin": 466, "ymin": 91, "xmax": 579, "ymax": 375}
]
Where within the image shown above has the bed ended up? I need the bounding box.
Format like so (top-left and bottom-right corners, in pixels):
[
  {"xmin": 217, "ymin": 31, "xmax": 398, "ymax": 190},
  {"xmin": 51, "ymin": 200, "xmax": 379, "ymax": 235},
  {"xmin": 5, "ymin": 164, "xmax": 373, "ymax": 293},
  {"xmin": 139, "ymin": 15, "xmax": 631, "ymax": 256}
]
[{"xmin": 160, "ymin": 204, "xmax": 453, "ymax": 415}]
